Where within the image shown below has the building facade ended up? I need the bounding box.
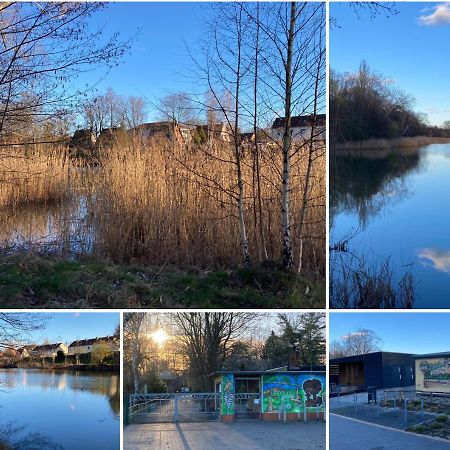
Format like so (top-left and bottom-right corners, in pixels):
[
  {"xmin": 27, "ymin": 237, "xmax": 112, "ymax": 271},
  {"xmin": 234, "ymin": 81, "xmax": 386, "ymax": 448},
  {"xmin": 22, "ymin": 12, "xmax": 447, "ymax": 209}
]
[{"xmin": 212, "ymin": 368, "xmax": 325, "ymax": 422}]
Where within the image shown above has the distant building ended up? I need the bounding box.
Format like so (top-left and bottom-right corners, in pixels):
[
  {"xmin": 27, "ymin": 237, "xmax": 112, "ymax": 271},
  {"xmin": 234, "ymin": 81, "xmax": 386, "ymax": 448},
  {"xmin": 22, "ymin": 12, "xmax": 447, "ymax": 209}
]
[
  {"xmin": 271, "ymin": 114, "xmax": 326, "ymax": 142},
  {"xmin": 70, "ymin": 128, "xmax": 97, "ymax": 150},
  {"xmin": 132, "ymin": 121, "xmax": 193, "ymax": 144},
  {"xmin": 68, "ymin": 336, "xmax": 118, "ymax": 356},
  {"xmin": 17, "ymin": 345, "xmax": 36, "ymax": 359},
  {"xmin": 32, "ymin": 343, "xmax": 68, "ymax": 359},
  {"xmin": 329, "ymin": 352, "xmax": 416, "ymax": 394},
  {"xmin": 68, "ymin": 336, "xmax": 119, "ymax": 364},
  {"xmin": 195, "ymin": 123, "xmax": 233, "ymax": 144}
]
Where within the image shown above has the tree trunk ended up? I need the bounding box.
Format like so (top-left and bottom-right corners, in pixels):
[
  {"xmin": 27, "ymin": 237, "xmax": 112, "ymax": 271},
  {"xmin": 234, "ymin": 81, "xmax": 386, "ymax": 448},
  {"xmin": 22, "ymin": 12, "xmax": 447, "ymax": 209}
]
[{"xmin": 281, "ymin": 2, "xmax": 296, "ymax": 272}]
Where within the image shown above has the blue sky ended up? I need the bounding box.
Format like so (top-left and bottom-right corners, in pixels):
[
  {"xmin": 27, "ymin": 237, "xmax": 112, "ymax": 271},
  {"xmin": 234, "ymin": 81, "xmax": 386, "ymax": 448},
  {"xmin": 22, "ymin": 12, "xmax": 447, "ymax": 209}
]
[
  {"xmin": 330, "ymin": 313, "xmax": 450, "ymax": 354},
  {"xmin": 331, "ymin": 2, "xmax": 450, "ymax": 126},
  {"xmin": 28, "ymin": 313, "xmax": 119, "ymax": 345},
  {"xmin": 80, "ymin": 2, "xmax": 207, "ymax": 121}
]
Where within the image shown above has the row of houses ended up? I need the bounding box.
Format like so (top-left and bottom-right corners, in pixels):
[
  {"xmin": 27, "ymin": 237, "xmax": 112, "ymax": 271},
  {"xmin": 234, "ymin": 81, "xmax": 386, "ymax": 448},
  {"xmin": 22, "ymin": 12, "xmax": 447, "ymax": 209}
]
[
  {"xmin": 70, "ymin": 114, "xmax": 326, "ymax": 151},
  {"xmin": 0, "ymin": 336, "xmax": 118, "ymax": 365}
]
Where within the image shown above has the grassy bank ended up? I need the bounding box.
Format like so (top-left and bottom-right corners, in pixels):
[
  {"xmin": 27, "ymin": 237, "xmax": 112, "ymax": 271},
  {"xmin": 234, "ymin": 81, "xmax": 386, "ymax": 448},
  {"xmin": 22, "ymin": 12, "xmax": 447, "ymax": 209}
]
[
  {"xmin": 0, "ymin": 253, "xmax": 324, "ymax": 308},
  {"xmin": 1, "ymin": 363, "xmax": 120, "ymax": 372},
  {"xmin": 331, "ymin": 136, "xmax": 450, "ymax": 151}
]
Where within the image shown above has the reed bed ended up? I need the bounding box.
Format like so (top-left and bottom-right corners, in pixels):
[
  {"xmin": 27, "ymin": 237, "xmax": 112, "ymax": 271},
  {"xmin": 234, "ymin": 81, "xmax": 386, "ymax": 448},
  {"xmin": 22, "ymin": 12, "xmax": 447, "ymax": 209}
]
[
  {"xmin": 332, "ymin": 136, "xmax": 450, "ymax": 151},
  {"xmin": 91, "ymin": 134, "xmax": 325, "ymax": 277},
  {"xmin": 0, "ymin": 144, "xmax": 69, "ymax": 208}
]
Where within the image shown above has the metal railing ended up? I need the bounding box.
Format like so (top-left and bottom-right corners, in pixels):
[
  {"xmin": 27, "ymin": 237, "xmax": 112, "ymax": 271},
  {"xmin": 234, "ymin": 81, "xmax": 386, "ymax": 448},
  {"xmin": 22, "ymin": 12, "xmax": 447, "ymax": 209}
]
[{"xmin": 129, "ymin": 392, "xmax": 220, "ymax": 423}]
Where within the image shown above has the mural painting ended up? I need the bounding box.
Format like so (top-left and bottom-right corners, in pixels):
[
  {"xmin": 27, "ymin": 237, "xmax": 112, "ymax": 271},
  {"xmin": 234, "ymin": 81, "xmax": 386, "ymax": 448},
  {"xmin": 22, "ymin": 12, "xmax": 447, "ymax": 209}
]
[
  {"xmin": 221, "ymin": 374, "xmax": 235, "ymax": 415},
  {"xmin": 417, "ymin": 358, "xmax": 450, "ymax": 393},
  {"xmin": 261, "ymin": 373, "xmax": 325, "ymax": 414}
]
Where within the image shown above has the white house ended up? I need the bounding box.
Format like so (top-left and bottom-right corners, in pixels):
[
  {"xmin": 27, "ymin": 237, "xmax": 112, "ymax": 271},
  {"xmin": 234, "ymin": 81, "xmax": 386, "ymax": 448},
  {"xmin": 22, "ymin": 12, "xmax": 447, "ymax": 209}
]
[
  {"xmin": 68, "ymin": 336, "xmax": 118, "ymax": 356},
  {"xmin": 271, "ymin": 114, "xmax": 326, "ymax": 142},
  {"xmin": 32, "ymin": 343, "xmax": 68, "ymax": 359}
]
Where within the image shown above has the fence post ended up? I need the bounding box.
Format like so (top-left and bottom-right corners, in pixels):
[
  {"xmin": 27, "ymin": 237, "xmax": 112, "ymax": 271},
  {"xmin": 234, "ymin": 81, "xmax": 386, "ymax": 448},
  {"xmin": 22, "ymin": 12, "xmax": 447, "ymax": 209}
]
[
  {"xmin": 421, "ymin": 399, "xmax": 424, "ymax": 419},
  {"xmin": 404, "ymin": 399, "xmax": 408, "ymax": 427},
  {"xmin": 283, "ymin": 404, "xmax": 287, "ymax": 424},
  {"xmin": 124, "ymin": 394, "xmax": 130, "ymax": 426},
  {"xmin": 337, "ymin": 393, "xmax": 340, "ymax": 408},
  {"xmin": 354, "ymin": 393, "xmax": 358, "ymax": 414},
  {"xmin": 316, "ymin": 405, "xmax": 319, "ymax": 420},
  {"xmin": 303, "ymin": 402, "xmax": 307, "ymax": 423},
  {"xmin": 174, "ymin": 395, "xmax": 179, "ymax": 422}
]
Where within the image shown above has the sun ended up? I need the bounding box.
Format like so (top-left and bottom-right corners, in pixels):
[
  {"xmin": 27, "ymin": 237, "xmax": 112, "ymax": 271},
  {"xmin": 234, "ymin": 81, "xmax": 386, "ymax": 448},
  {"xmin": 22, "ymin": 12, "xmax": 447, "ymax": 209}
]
[{"xmin": 151, "ymin": 329, "xmax": 169, "ymax": 346}]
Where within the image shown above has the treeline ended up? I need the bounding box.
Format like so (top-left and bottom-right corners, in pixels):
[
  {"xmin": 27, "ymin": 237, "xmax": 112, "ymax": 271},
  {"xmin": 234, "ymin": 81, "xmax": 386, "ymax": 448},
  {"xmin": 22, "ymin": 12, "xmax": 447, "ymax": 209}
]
[
  {"xmin": 123, "ymin": 312, "xmax": 325, "ymax": 393},
  {"xmin": 330, "ymin": 61, "xmax": 450, "ymax": 144}
]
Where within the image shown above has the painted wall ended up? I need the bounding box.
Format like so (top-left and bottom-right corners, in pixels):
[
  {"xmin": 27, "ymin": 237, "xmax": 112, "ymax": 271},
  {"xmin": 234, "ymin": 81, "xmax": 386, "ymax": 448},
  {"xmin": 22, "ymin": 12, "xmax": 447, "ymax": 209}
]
[
  {"xmin": 261, "ymin": 373, "xmax": 326, "ymax": 414},
  {"xmin": 416, "ymin": 357, "xmax": 450, "ymax": 393},
  {"xmin": 220, "ymin": 373, "xmax": 235, "ymax": 415}
]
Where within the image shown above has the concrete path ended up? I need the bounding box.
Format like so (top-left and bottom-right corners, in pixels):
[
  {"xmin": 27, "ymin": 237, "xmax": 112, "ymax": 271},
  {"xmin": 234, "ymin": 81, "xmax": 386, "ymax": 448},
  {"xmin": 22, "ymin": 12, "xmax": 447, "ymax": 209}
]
[
  {"xmin": 330, "ymin": 414, "xmax": 450, "ymax": 450},
  {"xmin": 124, "ymin": 421, "xmax": 325, "ymax": 450}
]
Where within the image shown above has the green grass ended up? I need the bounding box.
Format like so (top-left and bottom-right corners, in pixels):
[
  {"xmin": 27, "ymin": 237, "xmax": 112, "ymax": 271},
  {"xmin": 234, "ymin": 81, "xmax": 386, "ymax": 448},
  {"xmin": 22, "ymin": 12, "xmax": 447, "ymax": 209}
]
[{"xmin": 0, "ymin": 253, "xmax": 325, "ymax": 308}]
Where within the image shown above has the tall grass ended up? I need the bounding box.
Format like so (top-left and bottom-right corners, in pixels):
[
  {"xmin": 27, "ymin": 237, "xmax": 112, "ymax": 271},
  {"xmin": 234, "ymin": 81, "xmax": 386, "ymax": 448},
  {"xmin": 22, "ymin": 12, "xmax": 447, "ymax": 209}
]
[
  {"xmin": 0, "ymin": 144, "xmax": 69, "ymax": 208},
  {"xmin": 0, "ymin": 136, "xmax": 325, "ymax": 279},
  {"xmin": 91, "ymin": 134, "xmax": 325, "ymax": 277}
]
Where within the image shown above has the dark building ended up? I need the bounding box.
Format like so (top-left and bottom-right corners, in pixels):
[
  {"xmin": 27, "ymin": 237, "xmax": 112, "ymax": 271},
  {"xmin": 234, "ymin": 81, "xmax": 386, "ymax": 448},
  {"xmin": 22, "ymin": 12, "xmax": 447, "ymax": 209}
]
[{"xmin": 330, "ymin": 352, "xmax": 415, "ymax": 393}]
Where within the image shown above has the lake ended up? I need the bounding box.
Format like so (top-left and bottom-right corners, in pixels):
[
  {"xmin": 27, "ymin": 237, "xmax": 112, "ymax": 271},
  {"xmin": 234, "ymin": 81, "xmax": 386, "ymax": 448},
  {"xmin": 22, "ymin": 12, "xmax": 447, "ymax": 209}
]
[
  {"xmin": 331, "ymin": 142, "xmax": 450, "ymax": 308},
  {"xmin": 0, "ymin": 369, "xmax": 120, "ymax": 449}
]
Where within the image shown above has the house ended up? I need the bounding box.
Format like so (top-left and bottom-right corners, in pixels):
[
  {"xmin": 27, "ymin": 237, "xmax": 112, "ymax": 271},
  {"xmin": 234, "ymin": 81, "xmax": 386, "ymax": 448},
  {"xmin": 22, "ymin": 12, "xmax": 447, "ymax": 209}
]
[
  {"xmin": 329, "ymin": 352, "xmax": 416, "ymax": 394},
  {"xmin": 68, "ymin": 336, "xmax": 118, "ymax": 356},
  {"xmin": 195, "ymin": 123, "xmax": 233, "ymax": 144},
  {"xmin": 210, "ymin": 367, "xmax": 325, "ymax": 422},
  {"xmin": 32, "ymin": 343, "xmax": 68, "ymax": 359},
  {"xmin": 131, "ymin": 121, "xmax": 193, "ymax": 144},
  {"xmin": 271, "ymin": 114, "xmax": 326, "ymax": 142},
  {"xmin": 415, "ymin": 352, "xmax": 450, "ymax": 394},
  {"xmin": 17, "ymin": 345, "xmax": 36, "ymax": 359},
  {"xmin": 69, "ymin": 128, "xmax": 97, "ymax": 150}
]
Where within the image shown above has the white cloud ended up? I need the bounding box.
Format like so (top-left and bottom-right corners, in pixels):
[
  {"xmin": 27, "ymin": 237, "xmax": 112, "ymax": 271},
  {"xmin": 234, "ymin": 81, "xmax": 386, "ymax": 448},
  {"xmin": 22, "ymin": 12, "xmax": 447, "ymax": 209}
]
[
  {"xmin": 419, "ymin": 3, "xmax": 450, "ymax": 26},
  {"xmin": 418, "ymin": 248, "xmax": 450, "ymax": 274},
  {"xmin": 341, "ymin": 331, "xmax": 366, "ymax": 340}
]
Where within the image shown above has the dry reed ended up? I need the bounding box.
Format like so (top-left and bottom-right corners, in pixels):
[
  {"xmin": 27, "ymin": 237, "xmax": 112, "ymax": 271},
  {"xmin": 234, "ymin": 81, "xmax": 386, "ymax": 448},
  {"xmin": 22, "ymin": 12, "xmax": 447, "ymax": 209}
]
[
  {"xmin": 332, "ymin": 136, "xmax": 450, "ymax": 151},
  {"xmin": 91, "ymin": 134, "xmax": 325, "ymax": 277},
  {"xmin": 0, "ymin": 144, "xmax": 69, "ymax": 208}
]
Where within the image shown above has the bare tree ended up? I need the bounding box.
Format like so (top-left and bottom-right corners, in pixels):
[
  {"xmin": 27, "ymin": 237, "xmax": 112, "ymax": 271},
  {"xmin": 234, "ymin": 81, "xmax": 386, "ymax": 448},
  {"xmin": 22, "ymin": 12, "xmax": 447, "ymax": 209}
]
[
  {"xmin": 173, "ymin": 312, "xmax": 257, "ymax": 391},
  {"xmin": 123, "ymin": 313, "xmax": 147, "ymax": 393},
  {"xmin": 157, "ymin": 92, "xmax": 197, "ymax": 124},
  {"xmin": 0, "ymin": 313, "xmax": 48, "ymax": 349},
  {"xmin": 331, "ymin": 328, "xmax": 382, "ymax": 357},
  {"xmin": 0, "ymin": 3, "xmax": 130, "ymax": 141},
  {"xmin": 125, "ymin": 96, "xmax": 147, "ymax": 129},
  {"xmin": 245, "ymin": 2, "xmax": 326, "ymax": 271}
]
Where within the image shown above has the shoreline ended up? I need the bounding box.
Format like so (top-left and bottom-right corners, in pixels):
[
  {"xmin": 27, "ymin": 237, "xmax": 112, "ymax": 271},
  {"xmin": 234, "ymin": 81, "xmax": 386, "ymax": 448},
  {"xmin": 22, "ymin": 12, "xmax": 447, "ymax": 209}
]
[
  {"xmin": 331, "ymin": 136, "xmax": 450, "ymax": 151},
  {"xmin": 0, "ymin": 364, "xmax": 120, "ymax": 372}
]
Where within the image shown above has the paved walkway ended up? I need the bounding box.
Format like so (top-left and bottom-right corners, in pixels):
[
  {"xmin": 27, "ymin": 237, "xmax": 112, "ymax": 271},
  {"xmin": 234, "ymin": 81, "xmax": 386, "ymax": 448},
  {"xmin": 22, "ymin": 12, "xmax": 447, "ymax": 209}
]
[
  {"xmin": 330, "ymin": 414, "xmax": 450, "ymax": 450},
  {"xmin": 124, "ymin": 421, "xmax": 325, "ymax": 450}
]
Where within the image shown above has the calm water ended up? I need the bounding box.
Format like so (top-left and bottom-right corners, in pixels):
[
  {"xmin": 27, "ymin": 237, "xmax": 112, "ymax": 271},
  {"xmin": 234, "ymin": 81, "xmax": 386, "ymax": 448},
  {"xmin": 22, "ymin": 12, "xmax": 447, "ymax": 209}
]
[
  {"xmin": 0, "ymin": 369, "xmax": 120, "ymax": 450},
  {"xmin": 331, "ymin": 143, "xmax": 450, "ymax": 308}
]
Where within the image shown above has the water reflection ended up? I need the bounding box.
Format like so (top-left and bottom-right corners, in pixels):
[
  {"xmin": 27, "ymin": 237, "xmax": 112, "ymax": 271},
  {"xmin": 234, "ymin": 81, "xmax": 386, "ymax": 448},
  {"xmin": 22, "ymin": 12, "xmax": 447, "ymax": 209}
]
[
  {"xmin": 0, "ymin": 422, "xmax": 63, "ymax": 450},
  {"xmin": 418, "ymin": 248, "xmax": 450, "ymax": 274},
  {"xmin": 330, "ymin": 147, "xmax": 424, "ymax": 228},
  {"xmin": 0, "ymin": 369, "xmax": 119, "ymax": 450}
]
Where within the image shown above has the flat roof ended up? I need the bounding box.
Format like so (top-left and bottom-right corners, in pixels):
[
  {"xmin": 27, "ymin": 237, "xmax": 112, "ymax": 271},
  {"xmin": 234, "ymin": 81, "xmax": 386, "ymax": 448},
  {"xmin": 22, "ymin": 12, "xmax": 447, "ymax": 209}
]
[
  {"xmin": 330, "ymin": 351, "xmax": 415, "ymax": 364},
  {"xmin": 414, "ymin": 352, "xmax": 450, "ymax": 359},
  {"xmin": 210, "ymin": 367, "xmax": 325, "ymax": 377}
]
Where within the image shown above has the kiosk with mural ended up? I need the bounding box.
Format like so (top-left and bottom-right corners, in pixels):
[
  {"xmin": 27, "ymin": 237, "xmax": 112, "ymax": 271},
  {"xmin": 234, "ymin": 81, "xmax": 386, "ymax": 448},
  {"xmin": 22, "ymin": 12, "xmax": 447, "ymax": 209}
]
[{"xmin": 213, "ymin": 369, "xmax": 325, "ymax": 422}]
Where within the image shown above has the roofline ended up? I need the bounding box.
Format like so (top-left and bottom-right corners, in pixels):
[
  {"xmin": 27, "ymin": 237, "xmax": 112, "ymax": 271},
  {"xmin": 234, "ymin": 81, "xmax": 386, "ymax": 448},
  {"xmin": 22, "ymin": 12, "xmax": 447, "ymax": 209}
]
[{"xmin": 209, "ymin": 368, "xmax": 326, "ymax": 377}]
